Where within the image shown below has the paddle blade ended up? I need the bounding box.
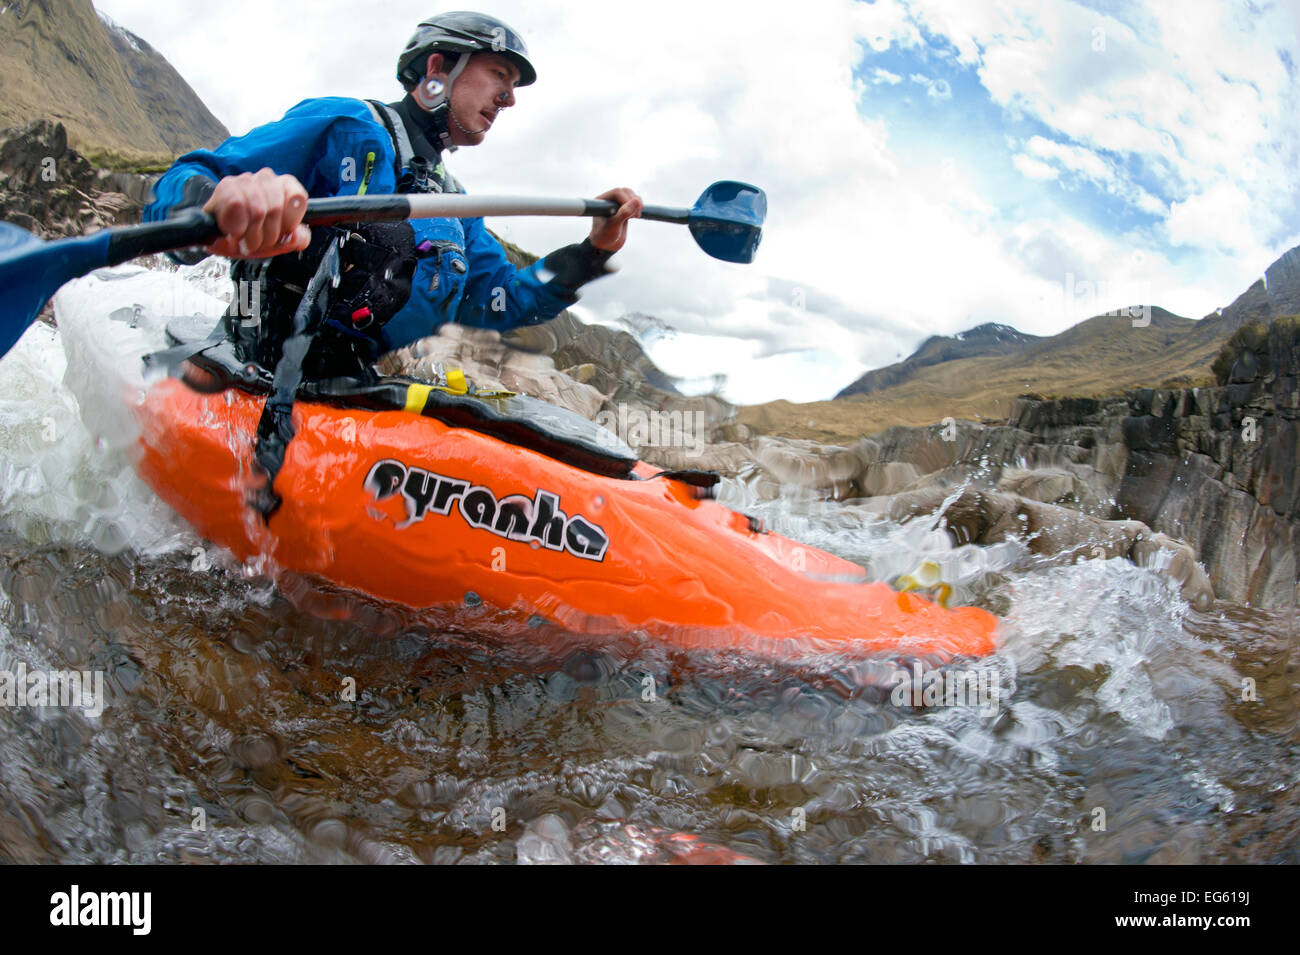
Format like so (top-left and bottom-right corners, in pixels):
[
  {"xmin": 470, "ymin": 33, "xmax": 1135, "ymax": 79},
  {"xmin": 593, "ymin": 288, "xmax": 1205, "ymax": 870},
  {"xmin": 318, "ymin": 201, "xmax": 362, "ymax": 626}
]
[
  {"xmin": 0, "ymin": 222, "xmax": 111, "ymax": 358},
  {"xmin": 687, "ymin": 180, "xmax": 766, "ymax": 264}
]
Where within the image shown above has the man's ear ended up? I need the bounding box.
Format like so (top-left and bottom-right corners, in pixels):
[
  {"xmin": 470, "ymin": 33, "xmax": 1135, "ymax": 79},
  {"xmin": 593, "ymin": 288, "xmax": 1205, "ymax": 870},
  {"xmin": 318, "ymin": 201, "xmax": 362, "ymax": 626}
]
[{"xmin": 425, "ymin": 52, "xmax": 445, "ymax": 77}]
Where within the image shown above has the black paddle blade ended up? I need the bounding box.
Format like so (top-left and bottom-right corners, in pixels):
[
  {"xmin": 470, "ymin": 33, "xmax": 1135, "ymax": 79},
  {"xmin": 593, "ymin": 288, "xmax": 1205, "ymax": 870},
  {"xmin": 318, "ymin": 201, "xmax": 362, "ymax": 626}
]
[
  {"xmin": 688, "ymin": 181, "xmax": 766, "ymax": 264},
  {"xmin": 0, "ymin": 222, "xmax": 111, "ymax": 358}
]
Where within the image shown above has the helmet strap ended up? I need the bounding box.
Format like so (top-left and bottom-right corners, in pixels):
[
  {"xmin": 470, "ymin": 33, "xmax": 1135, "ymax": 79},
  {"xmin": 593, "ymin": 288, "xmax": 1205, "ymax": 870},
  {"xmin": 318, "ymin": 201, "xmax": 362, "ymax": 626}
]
[{"xmin": 414, "ymin": 53, "xmax": 472, "ymax": 153}]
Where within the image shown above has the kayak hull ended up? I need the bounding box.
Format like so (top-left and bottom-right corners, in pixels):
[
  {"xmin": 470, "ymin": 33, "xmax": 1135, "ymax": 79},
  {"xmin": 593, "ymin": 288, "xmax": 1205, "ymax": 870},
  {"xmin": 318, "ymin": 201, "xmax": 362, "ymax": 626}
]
[{"xmin": 135, "ymin": 378, "xmax": 998, "ymax": 660}]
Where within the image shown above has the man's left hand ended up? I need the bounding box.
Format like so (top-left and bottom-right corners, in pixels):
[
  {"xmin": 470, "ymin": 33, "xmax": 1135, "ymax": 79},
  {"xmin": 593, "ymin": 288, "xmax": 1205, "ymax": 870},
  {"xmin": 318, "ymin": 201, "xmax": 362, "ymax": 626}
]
[{"xmin": 589, "ymin": 187, "xmax": 643, "ymax": 253}]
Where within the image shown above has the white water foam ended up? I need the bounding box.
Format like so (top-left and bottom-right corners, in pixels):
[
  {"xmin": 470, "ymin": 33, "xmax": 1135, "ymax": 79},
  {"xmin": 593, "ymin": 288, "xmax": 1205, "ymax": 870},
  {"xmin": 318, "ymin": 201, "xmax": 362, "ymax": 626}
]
[
  {"xmin": 2, "ymin": 262, "xmax": 1225, "ymax": 754},
  {"xmin": 0, "ymin": 263, "xmax": 231, "ymax": 556}
]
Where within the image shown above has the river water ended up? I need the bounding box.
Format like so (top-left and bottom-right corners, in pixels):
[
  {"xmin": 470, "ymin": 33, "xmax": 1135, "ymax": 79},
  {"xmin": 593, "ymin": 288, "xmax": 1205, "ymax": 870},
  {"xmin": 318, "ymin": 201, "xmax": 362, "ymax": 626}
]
[{"xmin": 0, "ymin": 265, "xmax": 1296, "ymax": 864}]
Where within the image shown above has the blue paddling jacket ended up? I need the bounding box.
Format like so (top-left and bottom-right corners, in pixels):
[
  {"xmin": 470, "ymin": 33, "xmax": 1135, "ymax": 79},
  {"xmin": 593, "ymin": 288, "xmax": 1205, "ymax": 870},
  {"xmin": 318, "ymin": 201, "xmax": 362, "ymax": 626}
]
[{"xmin": 144, "ymin": 95, "xmax": 613, "ymax": 354}]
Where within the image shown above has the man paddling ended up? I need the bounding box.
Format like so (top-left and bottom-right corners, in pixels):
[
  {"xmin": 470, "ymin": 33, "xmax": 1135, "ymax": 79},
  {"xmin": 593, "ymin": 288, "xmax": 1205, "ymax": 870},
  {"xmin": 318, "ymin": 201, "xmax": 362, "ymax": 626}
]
[{"xmin": 143, "ymin": 10, "xmax": 642, "ymax": 378}]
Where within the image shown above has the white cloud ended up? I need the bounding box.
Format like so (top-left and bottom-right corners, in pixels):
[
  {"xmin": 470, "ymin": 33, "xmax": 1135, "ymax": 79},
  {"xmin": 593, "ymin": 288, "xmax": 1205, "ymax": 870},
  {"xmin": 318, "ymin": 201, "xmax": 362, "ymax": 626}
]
[
  {"xmin": 904, "ymin": 0, "xmax": 1298, "ymax": 259},
  {"xmin": 909, "ymin": 72, "xmax": 953, "ymax": 100},
  {"xmin": 1013, "ymin": 153, "xmax": 1059, "ymax": 181},
  {"xmin": 1026, "ymin": 135, "xmax": 1111, "ymax": 181},
  {"xmin": 88, "ymin": 0, "xmax": 1300, "ymax": 404},
  {"xmin": 1022, "ymin": 134, "xmax": 1166, "ymax": 215},
  {"xmin": 850, "ymin": 0, "xmax": 924, "ymax": 54},
  {"xmin": 1167, "ymin": 181, "xmax": 1256, "ymax": 254}
]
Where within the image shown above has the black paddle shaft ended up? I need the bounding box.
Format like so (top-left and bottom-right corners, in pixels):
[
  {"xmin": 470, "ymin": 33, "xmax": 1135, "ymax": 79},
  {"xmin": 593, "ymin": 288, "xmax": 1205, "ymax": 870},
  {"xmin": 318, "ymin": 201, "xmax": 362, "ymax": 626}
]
[
  {"xmin": 582, "ymin": 200, "xmax": 690, "ymax": 224},
  {"xmin": 0, "ymin": 181, "xmax": 762, "ymax": 362},
  {"xmin": 103, "ymin": 195, "xmax": 691, "ymax": 268},
  {"xmin": 103, "ymin": 198, "xmax": 412, "ymax": 266}
]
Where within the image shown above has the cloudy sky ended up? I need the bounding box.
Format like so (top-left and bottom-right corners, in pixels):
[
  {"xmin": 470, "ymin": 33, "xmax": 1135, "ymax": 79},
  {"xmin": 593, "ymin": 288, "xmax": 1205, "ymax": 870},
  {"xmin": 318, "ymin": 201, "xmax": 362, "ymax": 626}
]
[{"xmin": 93, "ymin": 0, "xmax": 1300, "ymax": 404}]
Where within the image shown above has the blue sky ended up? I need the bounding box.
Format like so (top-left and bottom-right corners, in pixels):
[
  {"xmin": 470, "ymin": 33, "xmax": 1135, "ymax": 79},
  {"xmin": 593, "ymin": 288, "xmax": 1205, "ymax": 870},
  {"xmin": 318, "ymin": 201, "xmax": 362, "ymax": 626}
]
[
  {"xmin": 861, "ymin": 36, "xmax": 1165, "ymax": 240},
  {"xmin": 92, "ymin": 0, "xmax": 1300, "ymax": 403},
  {"xmin": 854, "ymin": 2, "xmax": 1299, "ymax": 274}
]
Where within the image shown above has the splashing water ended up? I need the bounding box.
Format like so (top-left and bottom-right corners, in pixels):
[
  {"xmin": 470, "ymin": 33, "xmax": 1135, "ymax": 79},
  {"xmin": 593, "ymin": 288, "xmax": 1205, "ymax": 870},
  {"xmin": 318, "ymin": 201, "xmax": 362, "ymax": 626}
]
[{"xmin": 0, "ymin": 265, "xmax": 1295, "ymax": 864}]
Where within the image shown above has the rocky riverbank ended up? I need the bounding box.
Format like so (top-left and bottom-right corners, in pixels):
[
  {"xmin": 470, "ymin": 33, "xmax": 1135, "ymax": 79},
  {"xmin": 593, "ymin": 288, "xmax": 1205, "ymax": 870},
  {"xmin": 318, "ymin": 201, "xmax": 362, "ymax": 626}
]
[
  {"xmin": 396, "ymin": 314, "xmax": 1298, "ymax": 611},
  {"xmin": 3, "ymin": 116, "xmax": 1292, "ymax": 612},
  {"xmin": 0, "ymin": 119, "xmax": 154, "ymax": 238},
  {"xmin": 854, "ymin": 316, "xmax": 1299, "ymax": 609}
]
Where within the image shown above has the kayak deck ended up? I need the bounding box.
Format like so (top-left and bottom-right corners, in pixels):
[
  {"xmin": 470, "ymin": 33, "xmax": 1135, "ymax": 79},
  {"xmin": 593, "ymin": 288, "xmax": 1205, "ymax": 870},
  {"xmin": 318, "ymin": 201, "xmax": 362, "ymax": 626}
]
[{"xmin": 135, "ymin": 374, "xmax": 1000, "ymax": 661}]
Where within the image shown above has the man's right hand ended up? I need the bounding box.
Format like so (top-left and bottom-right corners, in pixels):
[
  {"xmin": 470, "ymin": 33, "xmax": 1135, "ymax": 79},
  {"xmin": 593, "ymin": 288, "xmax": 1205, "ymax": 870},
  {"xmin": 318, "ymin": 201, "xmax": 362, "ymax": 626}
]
[{"xmin": 203, "ymin": 168, "xmax": 311, "ymax": 259}]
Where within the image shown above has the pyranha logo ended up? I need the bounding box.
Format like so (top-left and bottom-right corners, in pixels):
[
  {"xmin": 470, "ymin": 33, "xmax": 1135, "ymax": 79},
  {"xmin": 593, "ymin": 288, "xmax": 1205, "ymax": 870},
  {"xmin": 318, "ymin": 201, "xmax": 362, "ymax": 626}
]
[{"xmin": 363, "ymin": 459, "xmax": 610, "ymax": 561}]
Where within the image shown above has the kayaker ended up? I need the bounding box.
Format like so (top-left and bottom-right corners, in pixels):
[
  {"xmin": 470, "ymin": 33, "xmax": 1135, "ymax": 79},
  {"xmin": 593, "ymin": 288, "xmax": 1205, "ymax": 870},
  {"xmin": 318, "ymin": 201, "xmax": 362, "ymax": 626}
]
[{"xmin": 143, "ymin": 10, "xmax": 642, "ymax": 379}]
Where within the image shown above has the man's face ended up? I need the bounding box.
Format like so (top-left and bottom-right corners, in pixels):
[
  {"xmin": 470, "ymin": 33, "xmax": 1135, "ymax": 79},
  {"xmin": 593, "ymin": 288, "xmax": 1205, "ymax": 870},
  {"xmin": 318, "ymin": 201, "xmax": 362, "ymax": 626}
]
[{"xmin": 426, "ymin": 52, "xmax": 521, "ymax": 147}]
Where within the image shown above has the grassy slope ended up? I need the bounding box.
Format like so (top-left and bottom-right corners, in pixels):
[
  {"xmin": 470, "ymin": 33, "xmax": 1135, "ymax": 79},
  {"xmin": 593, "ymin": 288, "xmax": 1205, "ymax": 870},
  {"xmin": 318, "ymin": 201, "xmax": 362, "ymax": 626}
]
[
  {"xmin": 101, "ymin": 18, "xmax": 228, "ymax": 156},
  {"xmin": 738, "ymin": 308, "xmax": 1232, "ymax": 442},
  {"xmin": 0, "ymin": 0, "xmax": 180, "ymax": 164}
]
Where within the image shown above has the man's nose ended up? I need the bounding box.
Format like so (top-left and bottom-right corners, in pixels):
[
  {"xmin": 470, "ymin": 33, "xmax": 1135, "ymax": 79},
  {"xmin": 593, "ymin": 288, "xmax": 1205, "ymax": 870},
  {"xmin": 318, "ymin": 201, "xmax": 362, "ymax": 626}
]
[{"xmin": 497, "ymin": 88, "xmax": 516, "ymax": 108}]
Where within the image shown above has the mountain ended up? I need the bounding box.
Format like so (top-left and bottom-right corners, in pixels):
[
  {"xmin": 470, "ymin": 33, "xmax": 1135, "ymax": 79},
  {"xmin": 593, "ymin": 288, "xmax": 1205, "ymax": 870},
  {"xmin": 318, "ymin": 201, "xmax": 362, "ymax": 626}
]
[
  {"xmin": 0, "ymin": 0, "xmax": 227, "ymax": 163},
  {"xmin": 0, "ymin": 0, "xmax": 681, "ymax": 397},
  {"xmin": 739, "ymin": 243, "xmax": 1300, "ymax": 442},
  {"xmin": 836, "ymin": 322, "xmax": 1041, "ymax": 398},
  {"xmin": 96, "ymin": 9, "xmax": 228, "ymax": 156},
  {"xmin": 1212, "ymin": 245, "xmax": 1300, "ymax": 332}
]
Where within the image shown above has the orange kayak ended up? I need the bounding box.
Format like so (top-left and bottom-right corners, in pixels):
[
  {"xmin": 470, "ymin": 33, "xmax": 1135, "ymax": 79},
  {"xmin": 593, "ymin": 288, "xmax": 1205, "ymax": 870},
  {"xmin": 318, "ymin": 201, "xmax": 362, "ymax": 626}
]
[{"xmin": 133, "ymin": 352, "xmax": 997, "ymax": 661}]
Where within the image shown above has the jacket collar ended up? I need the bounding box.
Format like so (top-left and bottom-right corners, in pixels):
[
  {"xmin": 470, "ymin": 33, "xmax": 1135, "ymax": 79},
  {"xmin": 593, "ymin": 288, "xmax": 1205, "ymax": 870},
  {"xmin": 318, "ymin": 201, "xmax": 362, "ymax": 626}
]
[{"xmin": 390, "ymin": 94, "xmax": 444, "ymax": 160}]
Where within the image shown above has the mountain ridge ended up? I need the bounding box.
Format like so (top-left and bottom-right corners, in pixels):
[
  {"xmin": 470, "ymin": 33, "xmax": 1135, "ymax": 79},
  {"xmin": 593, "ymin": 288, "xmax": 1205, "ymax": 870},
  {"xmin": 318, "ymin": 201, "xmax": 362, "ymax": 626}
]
[
  {"xmin": 740, "ymin": 242, "xmax": 1300, "ymax": 442},
  {"xmin": 95, "ymin": 8, "xmax": 229, "ymax": 158},
  {"xmin": 0, "ymin": 0, "xmax": 227, "ymax": 163},
  {"xmin": 836, "ymin": 321, "xmax": 1042, "ymax": 398}
]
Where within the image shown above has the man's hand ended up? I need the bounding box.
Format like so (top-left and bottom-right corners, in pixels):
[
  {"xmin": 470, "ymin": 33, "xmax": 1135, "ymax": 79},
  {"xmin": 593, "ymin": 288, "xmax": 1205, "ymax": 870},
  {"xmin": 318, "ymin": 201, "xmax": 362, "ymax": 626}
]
[
  {"xmin": 203, "ymin": 168, "xmax": 311, "ymax": 259},
  {"xmin": 589, "ymin": 187, "xmax": 643, "ymax": 253}
]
